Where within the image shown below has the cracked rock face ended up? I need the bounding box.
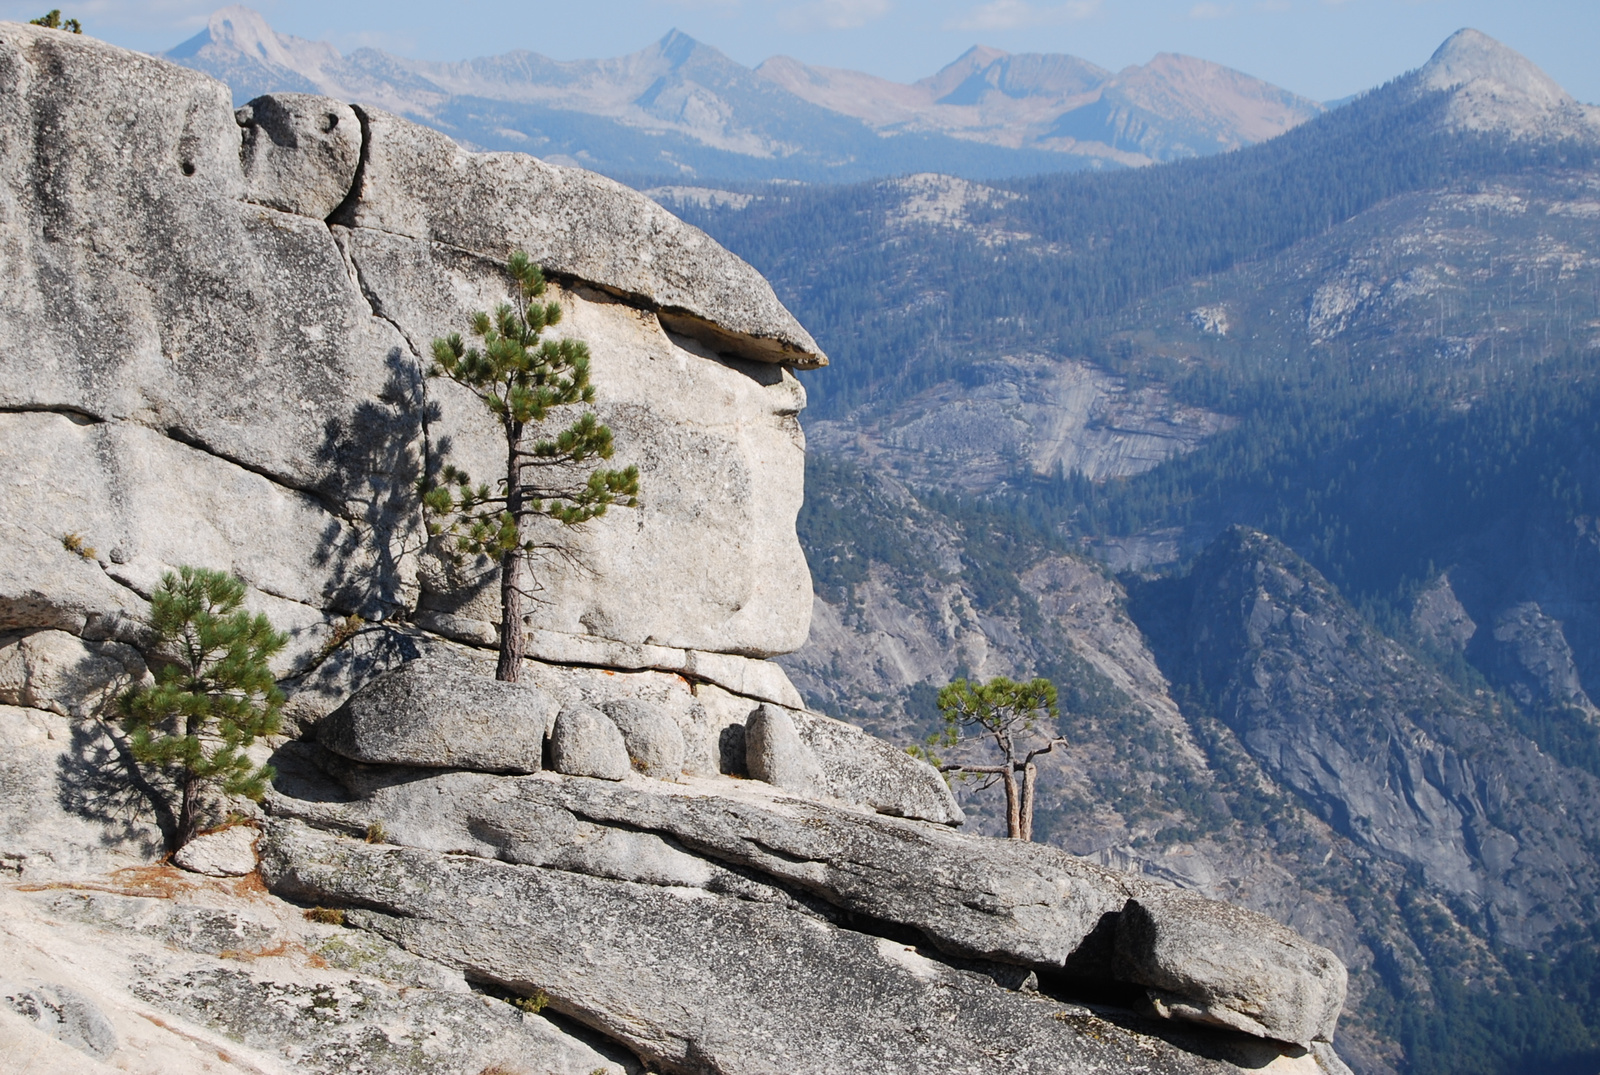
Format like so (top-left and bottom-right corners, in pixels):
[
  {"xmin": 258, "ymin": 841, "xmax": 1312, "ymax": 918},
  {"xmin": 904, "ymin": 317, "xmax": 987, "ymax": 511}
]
[
  {"xmin": 261, "ymin": 818, "xmax": 1340, "ymax": 1075},
  {"xmin": 0, "ymin": 22, "xmax": 817, "ymax": 671}
]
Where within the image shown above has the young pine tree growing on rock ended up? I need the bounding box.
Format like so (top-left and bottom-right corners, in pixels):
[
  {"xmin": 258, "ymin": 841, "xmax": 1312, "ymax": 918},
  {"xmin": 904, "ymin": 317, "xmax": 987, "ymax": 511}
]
[
  {"xmin": 120, "ymin": 567, "xmax": 286, "ymax": 851},
  {"xmin": 421, "ymin": 252, "xmax": 639, "ymax": 682},
  {"xmin": 926, "ymin": 676, "xmax": 1065, "ymax": 841},
  {"xmin": 29, "ymin": 10, "xmax": 83, "ymax": 32}
]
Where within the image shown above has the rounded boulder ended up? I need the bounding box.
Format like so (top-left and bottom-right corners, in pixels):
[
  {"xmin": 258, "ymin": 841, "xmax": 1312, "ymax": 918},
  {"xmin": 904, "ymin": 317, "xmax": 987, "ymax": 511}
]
[
  {"xmin": 550, "ymin": 705, "xmax": 631, "ymax": 781},
  {"xmin": 601, "ymin": 698, "xmax": 687, "ymax": 780}
]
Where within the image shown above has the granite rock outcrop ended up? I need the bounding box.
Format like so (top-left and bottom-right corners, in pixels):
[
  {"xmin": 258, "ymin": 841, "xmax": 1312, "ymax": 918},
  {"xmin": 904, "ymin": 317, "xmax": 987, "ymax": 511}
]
[{"xmin": 0, "ymin": 21, "xmax": 1351, "ymax": 1075}]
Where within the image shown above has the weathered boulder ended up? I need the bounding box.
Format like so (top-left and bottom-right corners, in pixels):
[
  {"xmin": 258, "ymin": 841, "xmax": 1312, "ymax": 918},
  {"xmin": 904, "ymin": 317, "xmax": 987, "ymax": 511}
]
[
  {"xmin": 1115, "ymin": 890, "xmax": 1348, "ymax": 1047},
  {"xmin": 269, "ymin": 750, "xmax": 770, "ymax": 896},
  {"xmin": 267, "ymin": 760, "xmax": 1135, "ymax": 968},
  {"xmin": 600, "ymin": 698, "xmax": 686, "ymax": 779},
  {"xmin": 792, "ymin": 707, "xmax": 963, "ymax": 824},
  {"xmin": 333, "ymin": 105, "xmax": 826, "ymax": 368},
  {"xmin": 172, "ymin": 826, "xmax": 259, "ymax": 878},
  {"xmin": 235, "ymin": 93, "xmax": 361, "ymax": 218},
  {"xmin": 317, "ymin": 659, "xmax": 554, "ymax": 773},
  {"xmin": 265, "ymin": 755, "xmax": 1348, "ymax": 1052},
  {"xmin": 745, "ymin": 703, "xmax": 826, "ymax": 794},
  {"xmin": 549, "ymin": 705, "xmax": 630, "ymax": 781},
  {"xmin": 0, "ymin": 631, "xmax": 146, "ymax": 721}
]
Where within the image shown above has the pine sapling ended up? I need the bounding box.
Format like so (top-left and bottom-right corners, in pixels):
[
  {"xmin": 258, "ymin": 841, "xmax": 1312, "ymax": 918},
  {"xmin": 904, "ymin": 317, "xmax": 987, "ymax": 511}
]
[
  {"xmin": 29, "ymin": 10, "xmax": 82, "ymax": 32},
  {"xmin": 421, "ymin": 251, "xmax": 639, "ymax": 681},
  {"xmin": 120, "ymin": 566, "xmax": 286, "ymax": 851},
  {"xmin": 918, "ymin": 676, "xmax": 1064, "ymax": 841}
]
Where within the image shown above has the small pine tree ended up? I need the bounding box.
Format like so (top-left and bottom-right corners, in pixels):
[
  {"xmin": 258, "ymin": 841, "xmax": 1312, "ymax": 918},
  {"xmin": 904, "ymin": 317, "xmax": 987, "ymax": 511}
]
[
  {"xmin": 120, "ymin": 567, "xmax": 286, "ymax": 851},
  {"xmin": 922, "ymin": 676, "xmax": 1064, "ymax": 841},
  {"xmin": 421, "ymin": 251, "xmax": 639, "ymax": 682},
  {"xmin": 29, "ymin": 10, "xmax": 82, "ymax": 32}
]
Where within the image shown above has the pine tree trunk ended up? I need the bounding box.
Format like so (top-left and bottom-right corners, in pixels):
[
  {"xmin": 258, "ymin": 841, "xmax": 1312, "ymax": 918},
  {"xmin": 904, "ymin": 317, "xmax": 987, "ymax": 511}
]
[
  {"xmin": 497, "ymin": 549, "xmax": 523, "ymax": 682},
  {"xmin": 1002, "ymin": 766, "xmax": 1022, "ymax": 839},
  {"xmin": 176, "ymin": 764, "xmax": 199, "ymax": 851},
  {"xmin": 497, "ymin": 440, "xmax": 525, "ymax": 683},
  {"xmin": 1019, "ymin": 761, "xmax": 1038, "ymax": 842}
]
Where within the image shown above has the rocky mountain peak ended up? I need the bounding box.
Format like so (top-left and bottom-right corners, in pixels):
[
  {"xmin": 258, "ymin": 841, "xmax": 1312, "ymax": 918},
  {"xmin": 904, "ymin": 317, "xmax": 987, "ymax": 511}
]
[
  {"xmin": 1416, "ymin": 27, "xmax": 1600, "ymax": 140},
  {"xmin": 920, "ymin": 43, "xmax": 1013, "ymax": 99},
  {"xmin": 1421, "ymin": 28, "xmax": 1564, "ymax": 98},
  {"xmin": 651, "ymin": 27, "xmax": 713, "ymax": 69},
  {"xmin": 938, "ymin": 49, "xmax": 1112, "ymax": 106},
  {"xmin": 167, "ymin": 4, "xmax": 338, "ymax": 80},
  {"xmin": 1103, "ymin": 52, "xmax": 1326, "ymax": 147}
]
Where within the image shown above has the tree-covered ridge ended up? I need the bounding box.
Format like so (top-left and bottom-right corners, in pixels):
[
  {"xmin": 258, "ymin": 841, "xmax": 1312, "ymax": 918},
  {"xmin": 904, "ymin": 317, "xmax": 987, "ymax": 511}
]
[
  {"xmin": 1005, "ymin": 345, "xmax": 1600, "ymax": 603},
  {"xmin": 675, "ymin": 80, "xmax": 1599, "ymax": 420}
]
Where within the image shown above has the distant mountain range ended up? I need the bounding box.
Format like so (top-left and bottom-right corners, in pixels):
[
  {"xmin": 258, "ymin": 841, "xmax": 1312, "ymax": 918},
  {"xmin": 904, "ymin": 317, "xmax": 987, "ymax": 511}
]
[
  {"xmin": 759, "ymin": 46, "xmax": 1322, "ymax": 164},
  {"xmin": 163, "ymin": 5, "xmax": 1325, "ymax": 181}
]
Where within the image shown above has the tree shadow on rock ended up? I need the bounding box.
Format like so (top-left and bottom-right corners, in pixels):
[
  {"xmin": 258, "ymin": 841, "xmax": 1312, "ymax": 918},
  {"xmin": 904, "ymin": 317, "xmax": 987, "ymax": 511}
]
[
  {"xmin": 312, "ymin": 348, "xmax": 434, "ymax": 619},
  {"xmin": 55, "ymin": 717, "xmax": 173, "ymax": 858},
  {"xmin": 43, "ymin": 645, "xmax": 172, "ymax": 858}
]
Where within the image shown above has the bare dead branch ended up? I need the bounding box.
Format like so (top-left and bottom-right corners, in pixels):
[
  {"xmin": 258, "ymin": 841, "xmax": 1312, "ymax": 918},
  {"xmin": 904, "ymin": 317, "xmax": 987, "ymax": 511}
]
[{"xmin": 1023, "ymin": 737, "xmax": 1068, "ymax": 765}]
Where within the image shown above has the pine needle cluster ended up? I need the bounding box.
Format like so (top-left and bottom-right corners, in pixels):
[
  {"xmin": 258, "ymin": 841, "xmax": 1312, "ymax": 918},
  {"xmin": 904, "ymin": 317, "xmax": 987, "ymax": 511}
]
[
  {"xmin": 422, "ymin": 253, "xmax": 640, "ymax": 557},
  {"xmin": 120, "ymin": 567, "xmax": 286, "ymax": 850}
]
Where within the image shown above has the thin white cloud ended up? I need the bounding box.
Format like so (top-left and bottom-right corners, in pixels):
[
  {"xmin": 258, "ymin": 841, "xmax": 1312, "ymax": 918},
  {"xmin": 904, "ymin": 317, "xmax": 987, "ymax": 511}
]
[
  {"xmin": 947, "ymin": 0, "xmax": 1100, "ymax": 31},
  {"xmin": 1189, "ymin": 1, "xmax": 1235, "ymax": 18},
  {"xmin": 779, "ymin": 0, "xmax": 893, "ymax": 31}
]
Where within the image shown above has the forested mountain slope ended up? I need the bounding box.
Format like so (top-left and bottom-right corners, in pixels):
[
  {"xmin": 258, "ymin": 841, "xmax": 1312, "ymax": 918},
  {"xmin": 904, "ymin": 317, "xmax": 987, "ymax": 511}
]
[{"xmin": 662, "ymin": 30, "xmax": 1600, "ymax": 1075}]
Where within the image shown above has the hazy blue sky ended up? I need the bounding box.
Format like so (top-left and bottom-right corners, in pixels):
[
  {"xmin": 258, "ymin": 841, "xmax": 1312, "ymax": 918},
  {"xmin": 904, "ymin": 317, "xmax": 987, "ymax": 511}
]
[{"xmin": 5, "ymin": 1, "xmax": 1597, "ymax": 104}]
